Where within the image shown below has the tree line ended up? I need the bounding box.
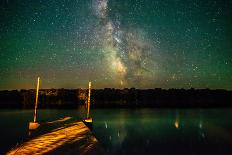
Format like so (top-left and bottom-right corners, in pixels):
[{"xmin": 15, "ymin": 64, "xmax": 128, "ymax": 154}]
[{"xmin": 0, "ymin": 88, "xmax": 231, "ymax": 109}]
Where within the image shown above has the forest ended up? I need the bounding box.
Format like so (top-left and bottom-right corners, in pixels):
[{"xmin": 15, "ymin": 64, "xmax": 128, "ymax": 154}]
[{"xmin": 0, "ymin": 88, "xmax": 231, "ymax": 109}]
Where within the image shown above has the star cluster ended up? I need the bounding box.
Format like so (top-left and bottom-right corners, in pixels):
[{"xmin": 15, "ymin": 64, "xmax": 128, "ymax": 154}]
[{"xmin": 0, "ymin": 0, "xmax": 232, "ymax": 89}]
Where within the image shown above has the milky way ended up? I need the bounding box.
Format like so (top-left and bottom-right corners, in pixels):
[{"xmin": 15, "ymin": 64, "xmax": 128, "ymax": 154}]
[
  {"xmin": 0, "ymin": 0, "xmax": 232, "ymax": 89},
  {"xmin": 92, "ymin": 0, "xmax": 156, "ymax": 87}
]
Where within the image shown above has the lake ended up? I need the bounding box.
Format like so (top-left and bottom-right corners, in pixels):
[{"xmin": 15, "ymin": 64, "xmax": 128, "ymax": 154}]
[{"xmin": 0, "ymin": 108, "xmax": 232, "ymax": 154}]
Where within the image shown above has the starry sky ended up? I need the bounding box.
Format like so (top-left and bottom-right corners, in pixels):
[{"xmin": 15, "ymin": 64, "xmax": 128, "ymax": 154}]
[{"xmin": 0, "ymin": 0, "xmax": 232, "ymax": 90}]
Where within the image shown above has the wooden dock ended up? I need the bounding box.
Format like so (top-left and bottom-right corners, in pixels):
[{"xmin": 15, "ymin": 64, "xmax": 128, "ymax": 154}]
[{"xmin": 7, "ymin": 121, "xmax": 102, "ymax": 155}]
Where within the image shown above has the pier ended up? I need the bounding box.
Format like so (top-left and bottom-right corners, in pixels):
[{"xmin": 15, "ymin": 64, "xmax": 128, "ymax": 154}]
[
  {"xmin": 7, "ymin": 80, "xmax": 98, "ymax": 155},
  {"xmin": 7, "ymin": 121, "xmax": 100, "ymax": 155},
  {"xmin": 7, "ymin": 80, "xmax": 101, "ymax": 155}
]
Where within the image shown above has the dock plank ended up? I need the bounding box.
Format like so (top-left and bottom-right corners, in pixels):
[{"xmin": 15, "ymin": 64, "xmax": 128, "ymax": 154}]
[{"xmin": 7, "ymin": 121, "xmax": 100, "ymax": 155}]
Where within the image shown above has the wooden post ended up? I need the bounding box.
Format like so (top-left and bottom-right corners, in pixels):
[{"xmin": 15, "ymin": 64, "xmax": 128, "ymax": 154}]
[
  {"xmin": 29, "ymin": 77, "xmax": 40, "ymax": 130},
  {"xmin": 34, "ymin": 77, "xmax": 40, "ymax": 123},
  {"xmin": 87, "ymin": 81, "xmax": 91, "ymax": 119},
  {"xmin": 83, "ymin": 81, "xmax": 93, "ymax": 130}
]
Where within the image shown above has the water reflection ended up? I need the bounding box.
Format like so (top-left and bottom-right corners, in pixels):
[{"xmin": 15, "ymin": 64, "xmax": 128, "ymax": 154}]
[
  {"xmin": 1, "ymin": 109, "xmax": 232, "ymax": 154},
  {"xmin": 174, "ymin": 111, "xmax": 180, "ymax": 129},
  {"xmin": 93, "ymin": 109, "xmax": 232, "ymax": 154},
  {"xmin": 174, "ymin": 120, "xmax": 179, "ymax": 129}
]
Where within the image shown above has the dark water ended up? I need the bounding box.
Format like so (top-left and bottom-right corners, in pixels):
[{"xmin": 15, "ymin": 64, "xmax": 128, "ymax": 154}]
[{"xmin": 0, "ymin": 108, "xmax": 232, "ymax": 154}]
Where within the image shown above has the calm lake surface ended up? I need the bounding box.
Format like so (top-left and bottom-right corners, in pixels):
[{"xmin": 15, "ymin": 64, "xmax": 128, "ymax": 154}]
[{"xmin": 0, "ymin": 108, "xmax": 232, "ymax": 154}]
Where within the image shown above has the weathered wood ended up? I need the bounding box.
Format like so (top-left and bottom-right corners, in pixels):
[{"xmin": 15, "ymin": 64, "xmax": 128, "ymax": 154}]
[{"xmin": 7, "ymin": 121, "xmax": 100, "ymax": 155}]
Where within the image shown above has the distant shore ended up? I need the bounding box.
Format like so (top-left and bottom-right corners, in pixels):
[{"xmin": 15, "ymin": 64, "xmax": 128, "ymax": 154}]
[{"xmin": 0, "ymin": 88, "xmax": 231, "ymax": 109}]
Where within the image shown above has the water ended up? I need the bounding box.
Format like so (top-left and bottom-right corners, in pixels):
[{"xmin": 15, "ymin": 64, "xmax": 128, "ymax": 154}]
[{"xmin": 0, "ymin": 108, "xmax": 232, "ymax": 154}]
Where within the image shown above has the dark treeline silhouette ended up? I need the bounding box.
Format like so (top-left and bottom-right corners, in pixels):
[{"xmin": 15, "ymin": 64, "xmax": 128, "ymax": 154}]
[{"xmin": 0, "ymin": 88, "xmax": 231, "ymax": 109}]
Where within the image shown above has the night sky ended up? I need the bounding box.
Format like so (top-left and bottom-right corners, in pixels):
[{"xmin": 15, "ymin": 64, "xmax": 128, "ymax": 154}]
[{"xmin": 0, "ymin": 0, "xmax": 232, "ymax": 90}]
